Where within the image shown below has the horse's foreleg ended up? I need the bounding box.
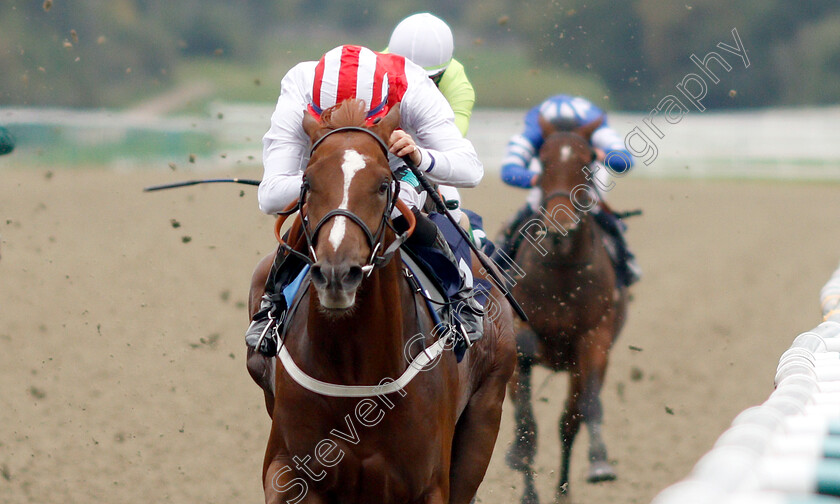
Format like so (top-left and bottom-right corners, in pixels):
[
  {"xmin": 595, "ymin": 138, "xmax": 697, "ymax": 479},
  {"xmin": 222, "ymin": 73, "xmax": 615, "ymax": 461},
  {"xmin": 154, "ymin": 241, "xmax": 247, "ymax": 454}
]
[
  {"xmin": 263, "ymin": 424, "xmax": 327, "ymax": 504},
  {"xmin": 447, "ymin": 389, "xmax": 504, "ymax": 504},
  {"xmin": 556, "ymin": 358, "xmax": 586, "ymax": 501},
  {"xmin": 448, "ymin": 354, "xmax": 514, "ymax": 504},
  {"xmin": 504, "ymin": 329, "xmax": 540, "ymax": 504},
  {"xmin": 264, "ymin": 458, "xmax": 303, "ymax": 504},
  {"xmin": 506, "ymin": 351, "xmax": 538, "ymax": 472},
  {"xmin": 423, "ymin": 486, "xmax": 448, "ymax": 504},
  {"xmin": 558, "ymin": 327, "xmax": 617, "ymax": 500},
  {"xmin": 579, "ymin": 331, "xmax": 616, "ymax": 484},
  {"xmin": 247, "ymin": 346, "xmax": 275, "ymax": 416}
]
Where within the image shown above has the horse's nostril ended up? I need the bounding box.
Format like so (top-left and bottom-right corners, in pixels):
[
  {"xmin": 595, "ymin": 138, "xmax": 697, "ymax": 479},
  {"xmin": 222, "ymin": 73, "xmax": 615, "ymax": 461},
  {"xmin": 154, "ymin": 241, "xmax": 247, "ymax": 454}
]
[
  {"xmin": 312, "ymin": 263, "xmax": 364, "ymax": 291},
  {"xmin": 344, "ymin": 265, "xmax": 363, "ymax": 287},
  {"xmin": 310, "ymin": 265, "xmax": 327, "ymax": 287}
]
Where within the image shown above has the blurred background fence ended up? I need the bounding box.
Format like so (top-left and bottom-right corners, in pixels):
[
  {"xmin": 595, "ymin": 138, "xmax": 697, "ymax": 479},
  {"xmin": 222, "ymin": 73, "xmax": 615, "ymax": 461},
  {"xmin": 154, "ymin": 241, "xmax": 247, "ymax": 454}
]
[{"xmin": 2, "ymin": 104, "xmax": 839, "ymax": 181}]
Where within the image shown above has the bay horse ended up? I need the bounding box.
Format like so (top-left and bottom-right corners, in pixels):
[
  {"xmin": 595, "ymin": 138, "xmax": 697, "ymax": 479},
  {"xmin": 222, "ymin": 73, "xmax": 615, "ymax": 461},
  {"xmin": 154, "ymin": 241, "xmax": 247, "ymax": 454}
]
[
  {"xmin": 503, "ymin": 117, "xmax": 629, "ymax": 503},
  {"xmin": 246, "ymin": 99, "xmax": 516, "ymax": 504}
]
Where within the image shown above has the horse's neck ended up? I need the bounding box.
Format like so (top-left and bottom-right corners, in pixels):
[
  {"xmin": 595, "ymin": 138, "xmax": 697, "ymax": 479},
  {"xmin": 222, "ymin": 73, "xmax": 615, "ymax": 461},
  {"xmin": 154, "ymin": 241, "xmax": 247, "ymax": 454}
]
[
  {"xmin": 558, "ymin": 216, "xmax": 597, "ymax": 263},
  {"xmin": 306, "ymin": 258, "xmax": 411, "ymax": 382},
  {"xmin": 568, "ymin": 213, "xmax": 596, "ymax": 259}
]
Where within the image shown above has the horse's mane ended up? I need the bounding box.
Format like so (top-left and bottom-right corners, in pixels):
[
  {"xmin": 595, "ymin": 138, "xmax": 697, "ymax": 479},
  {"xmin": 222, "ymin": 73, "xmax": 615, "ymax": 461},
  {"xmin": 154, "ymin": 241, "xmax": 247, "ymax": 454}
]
[{"xmin": 318, "ymin": 99, "xmax": 369, "ymax": 129}]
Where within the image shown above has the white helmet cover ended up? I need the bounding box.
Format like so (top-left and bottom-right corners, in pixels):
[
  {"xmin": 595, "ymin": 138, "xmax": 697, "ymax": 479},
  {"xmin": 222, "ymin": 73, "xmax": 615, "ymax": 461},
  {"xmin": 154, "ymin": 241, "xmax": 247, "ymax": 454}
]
[{"xmin": 388, "ymin": 12, "xmax": 454, "ymax": 76}]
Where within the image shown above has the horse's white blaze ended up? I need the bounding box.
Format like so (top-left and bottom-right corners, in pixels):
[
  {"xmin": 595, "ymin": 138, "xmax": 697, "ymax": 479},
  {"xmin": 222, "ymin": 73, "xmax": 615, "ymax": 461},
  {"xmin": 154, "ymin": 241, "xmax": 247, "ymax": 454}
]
[
  {"xmin": 560, "ymin": 145, "xmax": 572, "ymax": 162},
  {"xmin": 328, "ymin": 149, "xmax": 367, "ymax": 251}
]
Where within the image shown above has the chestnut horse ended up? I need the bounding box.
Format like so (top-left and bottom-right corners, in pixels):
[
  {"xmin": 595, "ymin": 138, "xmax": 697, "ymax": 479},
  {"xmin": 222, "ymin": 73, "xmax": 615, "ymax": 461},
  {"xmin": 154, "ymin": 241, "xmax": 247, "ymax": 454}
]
[
  {"xmin": 247, "ymin": 100, "xmax": 515, "ymax": 504},
  {"xmin": 503, "ymin": 118, "xmax": 629, "ymax": 503}
]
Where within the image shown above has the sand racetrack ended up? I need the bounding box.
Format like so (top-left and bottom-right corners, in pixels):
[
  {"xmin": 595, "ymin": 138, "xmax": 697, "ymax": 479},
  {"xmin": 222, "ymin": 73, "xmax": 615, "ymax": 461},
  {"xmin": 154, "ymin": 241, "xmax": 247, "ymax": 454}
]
[{"xmin": 1, "ymin": 167, "xmax": 839, "ymax": 503}]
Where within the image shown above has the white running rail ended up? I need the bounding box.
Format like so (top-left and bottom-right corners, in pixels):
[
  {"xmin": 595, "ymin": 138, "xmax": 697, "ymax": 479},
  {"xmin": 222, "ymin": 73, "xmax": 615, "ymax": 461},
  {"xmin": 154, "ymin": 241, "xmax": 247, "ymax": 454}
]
[{"xmin": 652, "ymin": 260, "xmax": 840, "ymax": 504}]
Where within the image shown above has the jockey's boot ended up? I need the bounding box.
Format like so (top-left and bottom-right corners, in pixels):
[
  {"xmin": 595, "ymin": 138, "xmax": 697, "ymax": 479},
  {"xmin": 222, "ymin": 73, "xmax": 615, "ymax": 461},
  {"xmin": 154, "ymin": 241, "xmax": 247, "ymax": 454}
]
[
  {"xmin": 244, "ymin": 296, "xmax": 279, "ymax": 357},
  {"xmin": 245, "ymin": 251, "xmax": 307, "ymax": 356},
  {"xmin": 431, "ymin": 227, "xmax": 485, "ymax": 344},
  {"xmin": 396, "ymin": 208, "xmax": 485, "ymax": 344},
  {"xmin": 591, "ymin": 208, "xmax": 642, "ymax": 287},
  {"xmin": 492, "ymin": 203, "xmax": 536, "ymax": 269}
]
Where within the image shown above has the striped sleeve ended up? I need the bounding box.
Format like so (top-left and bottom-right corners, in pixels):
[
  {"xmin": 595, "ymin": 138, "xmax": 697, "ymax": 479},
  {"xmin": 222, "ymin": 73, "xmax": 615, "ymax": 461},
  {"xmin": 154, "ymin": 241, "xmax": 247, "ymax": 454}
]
[
  {"xmin": 592, "ymin": 124, "xmax": 634, "ymax": 173},
  {"xmin": 501, "ymin": 133, "xmax": 538, "ymax": 188}
]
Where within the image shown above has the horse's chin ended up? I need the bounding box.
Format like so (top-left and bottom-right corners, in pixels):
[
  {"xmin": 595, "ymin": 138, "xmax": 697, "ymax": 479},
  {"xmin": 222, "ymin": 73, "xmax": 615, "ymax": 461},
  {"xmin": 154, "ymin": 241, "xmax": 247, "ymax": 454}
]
[{"xmin": 315, "ymin": 289, "xmax": 357, "ymax": 314}]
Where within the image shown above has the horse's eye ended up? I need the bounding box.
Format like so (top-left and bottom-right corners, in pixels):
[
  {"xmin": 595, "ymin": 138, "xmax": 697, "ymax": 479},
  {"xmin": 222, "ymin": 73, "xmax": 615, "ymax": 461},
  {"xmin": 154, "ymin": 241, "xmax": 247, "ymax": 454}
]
[{"xmin": 378, "ymin": 182, "xmax": 389, "ymax": 195}]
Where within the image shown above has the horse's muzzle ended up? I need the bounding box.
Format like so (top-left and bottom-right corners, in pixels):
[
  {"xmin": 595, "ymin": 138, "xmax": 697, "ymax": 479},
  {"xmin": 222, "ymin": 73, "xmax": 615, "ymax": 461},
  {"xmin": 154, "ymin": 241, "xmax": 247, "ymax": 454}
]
[{"xmin": 310, "ymin": 262, "xmax": 364, "ymax": 309}]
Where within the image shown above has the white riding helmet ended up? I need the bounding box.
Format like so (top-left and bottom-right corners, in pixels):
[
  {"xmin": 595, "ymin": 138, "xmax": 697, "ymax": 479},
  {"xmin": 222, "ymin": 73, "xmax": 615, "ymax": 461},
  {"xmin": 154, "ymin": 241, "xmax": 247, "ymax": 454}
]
[{"xmin": 388, "ymin": 13, "xmax": 454, "ymax": 76}]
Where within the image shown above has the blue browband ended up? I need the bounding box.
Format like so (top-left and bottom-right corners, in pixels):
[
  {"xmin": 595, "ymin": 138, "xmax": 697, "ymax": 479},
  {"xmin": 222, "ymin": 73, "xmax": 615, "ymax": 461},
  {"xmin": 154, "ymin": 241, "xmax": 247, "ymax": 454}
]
[{"xmin": 309, "ymin": 100, "xmax": 387, "ymax": 119}]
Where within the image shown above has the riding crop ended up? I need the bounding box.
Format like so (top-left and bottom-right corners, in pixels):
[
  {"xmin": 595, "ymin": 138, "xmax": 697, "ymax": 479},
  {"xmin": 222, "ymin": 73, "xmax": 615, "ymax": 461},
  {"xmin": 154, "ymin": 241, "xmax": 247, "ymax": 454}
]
[
  {"xmin": 143, "ymin": 178, "xmax": 260, "ymax": 192},
  {"xmin": 400, "ymin": 155, "xmax": 529, "ymax": 322}
]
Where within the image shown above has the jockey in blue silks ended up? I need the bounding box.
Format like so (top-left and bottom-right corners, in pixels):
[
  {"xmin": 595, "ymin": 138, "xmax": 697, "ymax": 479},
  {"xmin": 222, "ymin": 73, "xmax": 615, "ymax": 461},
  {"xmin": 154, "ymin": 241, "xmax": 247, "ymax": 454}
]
[{"xmin": 494, "ymin": 94, "xmax": 641, "ymax": 287}]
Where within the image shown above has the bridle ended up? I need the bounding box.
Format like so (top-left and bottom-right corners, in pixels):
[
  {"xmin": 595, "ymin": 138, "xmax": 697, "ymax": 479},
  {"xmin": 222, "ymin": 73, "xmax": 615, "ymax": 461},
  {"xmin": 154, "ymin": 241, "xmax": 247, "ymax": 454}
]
[
  {"xmin": 274, "ymin": 126, "xmax": 415, "ymax": 275},
  {"xmin": 541, "ymin": 190, "xmax": 588, "ymax": 224},
  {"xmin": 536, "ymin": 135, "xmax": 601, "ymax": 265},
  {"xmin": 269, "ymin": 126, "xmax": 451, "ymax": 399},
  {"xmin": 538, "ymin": 130, "xmax": 600, "ymax": 228}
]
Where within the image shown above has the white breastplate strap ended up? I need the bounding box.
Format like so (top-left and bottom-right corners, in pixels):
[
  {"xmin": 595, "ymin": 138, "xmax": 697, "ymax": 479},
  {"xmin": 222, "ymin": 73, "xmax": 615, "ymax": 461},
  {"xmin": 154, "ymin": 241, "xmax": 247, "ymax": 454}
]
[{"xmin": 277, "ymin": 337, "xmax": 449, "ymax": 397}]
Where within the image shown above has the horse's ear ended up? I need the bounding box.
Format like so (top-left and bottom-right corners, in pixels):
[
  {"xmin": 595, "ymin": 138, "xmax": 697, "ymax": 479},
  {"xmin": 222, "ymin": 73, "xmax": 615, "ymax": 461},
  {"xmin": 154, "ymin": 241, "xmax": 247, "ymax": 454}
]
[
  {"xmin": 302, "ymin": 109, "xmax": 326, "ymax": 144},
  {"xmin": 370, "ymin": 103, "xmax": 401, "ymax": 142},
  {"xmin": 574, "ymin": 117, "xmax": 604, "ymax": 142},
  {"xmin": 537, "ymin": 114, "xmax": 556, "ymax": 139}
]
